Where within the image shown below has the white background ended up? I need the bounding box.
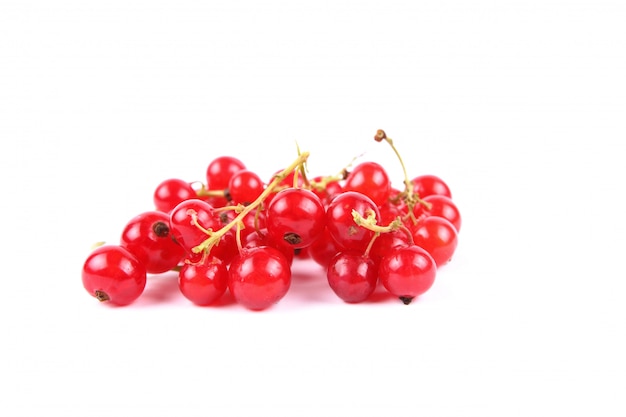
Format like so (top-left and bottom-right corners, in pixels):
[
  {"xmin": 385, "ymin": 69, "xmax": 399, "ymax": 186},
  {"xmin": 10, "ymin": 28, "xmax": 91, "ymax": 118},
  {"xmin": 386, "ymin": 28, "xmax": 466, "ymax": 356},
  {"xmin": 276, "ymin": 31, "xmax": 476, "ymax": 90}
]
[{"xmin": 1, "ymin": 0, "xmax": 625, "ymax": 416}]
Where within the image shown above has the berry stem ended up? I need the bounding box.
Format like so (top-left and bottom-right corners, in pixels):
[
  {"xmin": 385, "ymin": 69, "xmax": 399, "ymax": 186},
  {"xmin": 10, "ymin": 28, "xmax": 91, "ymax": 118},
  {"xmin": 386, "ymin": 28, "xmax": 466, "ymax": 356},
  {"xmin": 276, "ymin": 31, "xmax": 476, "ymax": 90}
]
[
  {"xmin": 351, "ymin": 208, "xmax": 402, "ymax": 234},
  {"xmin": 195, "ymin": 184, "xmax": 227, "ymax": 198},
  {"xmin": 295, "ymin": 142, "xmax": 310, "ymax": 188},
  {"xmin": 192, "ymin": 152, "xmax": 311, "ymax": 255},
  {"xmin": 374, "ymin": 129, "xmax": 431, "ymax": 223},
  {"xmin": 352, "ymin": 208, "xmax": 415, "ymax": 250}
]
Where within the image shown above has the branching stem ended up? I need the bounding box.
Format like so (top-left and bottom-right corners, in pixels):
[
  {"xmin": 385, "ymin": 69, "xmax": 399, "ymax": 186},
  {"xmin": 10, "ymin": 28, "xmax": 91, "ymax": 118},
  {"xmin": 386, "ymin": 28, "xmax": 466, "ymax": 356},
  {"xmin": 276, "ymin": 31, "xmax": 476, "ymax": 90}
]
[{"xmin": 191, "ymin": 152, "xmax": 310, "ymax": 256}]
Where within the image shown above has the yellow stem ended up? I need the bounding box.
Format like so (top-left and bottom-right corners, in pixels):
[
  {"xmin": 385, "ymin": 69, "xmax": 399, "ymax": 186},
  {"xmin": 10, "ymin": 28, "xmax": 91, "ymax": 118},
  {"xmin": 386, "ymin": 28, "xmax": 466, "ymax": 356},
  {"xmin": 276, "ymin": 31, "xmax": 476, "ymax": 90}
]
[{"xmin": 192, "ymin": 152, "xmax": 310, "ymax": 255}]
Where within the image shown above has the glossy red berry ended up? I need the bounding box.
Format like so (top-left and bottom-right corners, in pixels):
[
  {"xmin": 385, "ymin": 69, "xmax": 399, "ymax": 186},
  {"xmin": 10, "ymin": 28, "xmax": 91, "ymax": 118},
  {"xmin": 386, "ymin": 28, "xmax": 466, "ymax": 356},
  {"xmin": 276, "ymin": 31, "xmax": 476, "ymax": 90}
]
[
  {"xmin": 120, "ymin": 210, "xmax": 186, "ymax": 274},
  {"xmin": 411, "ymin": 174, "xmax": 452, "ymax": 199},
  {"xmin": 82, "ymin": 245, "xmax": 147, "ymax": 305},
  {"xmin": 327, "ymin": 251, "xmax": 378, "ymax": 303},
  {"xmin": 308, "ymin": 226, "xmax": 343, "ymax": 269},
  {"xmin": 311, "ymin": 176, "xmax": 343, "ymax": 205},
  {"xmin": 325, "ymin": 191, "xmax": 380, "ymax": 252},
  {"xmin": 206, "ymin": 156, "xmax": 246, "ymax": 190},
  {"xmin": 178, "ymin": 258, "xmax": 228, "ymax": 305},
  {"xmin": 412, "ymin": 216, "xmax": 458, "ymax": 267},
  {"xmin": 169, "ymin": 199, "xmax": 221, "ymax": 257},
  {"xmin": 153, "ymin": 178, "xmax": 196, "ymax": 213},
  {"xmin": 344, "ymin": 161, "xmax": 391, "ymax": 207},
  {"xmin": 243, "ymin": 228, "xmax": 295, "ymax": 266},
  {"xmin": 378, "ymin": 245, "xmax": 437, "ymax": 304},
  {"xmin": 420, "ymin": 194, "xmax": 462, "ymax": 232},
  {"xmin": 228, "ymin": 246, "xmax": 292, "ymax": 311},
  {"xmin": 227, "ymin": 169, "xmax": 265, "ymax": 205},
  {"xmin": 266, "ymin": 188, "xmax": 326, "ymax": 249},
  {"xmin": 369, "ymin": 231, "xmax": 410, "ymax": 266}
]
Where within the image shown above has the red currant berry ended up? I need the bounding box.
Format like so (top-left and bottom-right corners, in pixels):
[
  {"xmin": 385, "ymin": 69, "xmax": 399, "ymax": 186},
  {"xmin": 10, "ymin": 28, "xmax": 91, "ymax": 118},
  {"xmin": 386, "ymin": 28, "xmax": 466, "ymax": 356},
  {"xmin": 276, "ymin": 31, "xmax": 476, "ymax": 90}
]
[
  {"xmin": 169, "ymin": 199, "xmax": 221, "ymax": 257},
  {"xmin": 243, "ymin": 229, "xmax": 294, "ymax": 265},
  {"xmin": 344, "ymin": 161, "xmax": 391, "ymax": 207},
  {"xmin": 308, "ymin": 226, "xmax": 343, "ymax": 269},
  {"xmin": 378, "ymin": 245, "xmax": 437, "ymax": 304},
  {"xmin": 412, "ymin": 216, "xmax": 458, "ymax": 267},
  {"xmin": 82, "ymin": 245, "xmax": 147, "ymax": 305},
  {"xmin": 120, "ymin": 211, "xmax": 186, "ymax": 274},
  {"xmin": 311, "ymin": 176, "xmax": 343, "ymax": 206},
  {"xmin": 228, "ymin": 246, "xmax": 292, "ymax": 311},
  {"xmin": 178, "ymin": 257, "xmax": 228, "ymax": 306},
  {"xmin": 206, "ymin": 156, "xmax": 246, "ymax": 190},
  {"xmin": 227, "ymin": 169, "xmax": 265, "ymax": 205},
  {"xmin": 153, "ymin": 178, "xmax": 196, "ymax": 213},
  {"xmin": 411, "ymin": 174, "xmax": 452, "ymax": 199},
  {"xmin": 420, "ymin": 194, "xmax": 462, "ymax": 232},
  {"xmin": 378, "ymin": 201, "xmax": 405, "ymax": 226},
  {"xmin": 266, "ymin": 188, "xmax": 326, "ymax": 249},
  {"xmin": 327, "ymin": 251, "xmax": 378, "ymax": 303},
  {"xmin": 326, "ymin": 191, "xmax": 380, "ymax": 252},
  {"xmin": 369, "ymin": 230, "xmax": 410, "ymax": 266}
]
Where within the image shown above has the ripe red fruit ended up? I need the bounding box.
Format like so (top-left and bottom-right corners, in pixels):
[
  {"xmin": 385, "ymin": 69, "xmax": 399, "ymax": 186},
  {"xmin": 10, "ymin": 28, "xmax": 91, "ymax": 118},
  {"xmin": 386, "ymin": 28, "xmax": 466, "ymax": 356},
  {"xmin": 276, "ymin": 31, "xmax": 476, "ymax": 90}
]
[
  {"xmin": 325, "ymin": 191, "xmax": 380, "ymax": 252},
  {"xmin": 411, "ymin": 174, "xmax": 452, "ymax": 199},
  {"xmin": 206, "ymin": 156, "xmax": 246, "ymax": 190},
  {"xmin": 378, "ymin": 245, "xmax": 437, "ymax": 304},
  {"xmin": 266, "ymin": 188, "xmax": 326, "ymax": 249},
  {"xmin": 228, "ymin": 246, "xmax": 292, "ymax": 311},
  {"xmin": 344, "ymin": 161, "xmax": 391, "ymax": 207},
  {"xmin": 327, "ymin": 251, "xmax": 378, "ymax": 303},
  {"xmin": 412, "ymin": 216, "xmax": 458, "ymax": 267},
  {"xmin": 206, "ymin": 156, "xmax": 246, "ymax": 207},
  {"xmin": 153, "ymin": 178, "xmax": 196, "ymax": 213},
  {"xmin": 169, "ymin": 199, "xmax": 221, "ymax": 257},
  {"xmin": 227, "ymin": 169, "xmax": 265, "ymax": 205},
  {"xmin": 420, "ymin": 194, "xmax": 462, "ymax": 232},
  {"xmin": 308, "ymin": 226, "xmax": 343, "ymax": 269},
  {"xmin": 178, "ymin": 258, "xmax": 228, "ymax": 305},
  {"xmin": 120, "ymin": 210, "xmax": 186, "ymax": 274},
  {"xmin": 82, "ymin": 245, "xmax": 147, "ymax": 306}
]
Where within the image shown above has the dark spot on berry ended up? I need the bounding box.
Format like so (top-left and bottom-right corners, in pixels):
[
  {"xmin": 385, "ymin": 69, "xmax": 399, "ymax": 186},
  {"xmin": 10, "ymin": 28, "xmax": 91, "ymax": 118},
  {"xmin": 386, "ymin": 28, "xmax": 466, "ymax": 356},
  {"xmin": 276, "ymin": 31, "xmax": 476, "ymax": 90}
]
[
  {"xmin": 223, "ymin": 188, "xmax": 232, "ymax": 203},
  {"xmin": 95, "ymin": 290, "xmax": 110, "ymax": 302},
  {"xmin": 153, "ymin": 221, "xmax": 170, "ymax": 238},
  {"xmin": 283, "ymin": 232, "xmax": 302, "ymax": 246},
  {"xmin": 399, "ymin": 296, "xmax": 413, "ymax": 305}
]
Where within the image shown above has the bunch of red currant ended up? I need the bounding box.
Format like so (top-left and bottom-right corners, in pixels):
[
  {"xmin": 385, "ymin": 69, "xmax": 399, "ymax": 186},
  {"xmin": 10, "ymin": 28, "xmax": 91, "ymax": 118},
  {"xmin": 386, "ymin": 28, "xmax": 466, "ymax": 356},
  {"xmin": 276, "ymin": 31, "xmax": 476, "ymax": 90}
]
[{"xmin": 81, "ymin": 130, "xmax": 461, "ymax": 310}]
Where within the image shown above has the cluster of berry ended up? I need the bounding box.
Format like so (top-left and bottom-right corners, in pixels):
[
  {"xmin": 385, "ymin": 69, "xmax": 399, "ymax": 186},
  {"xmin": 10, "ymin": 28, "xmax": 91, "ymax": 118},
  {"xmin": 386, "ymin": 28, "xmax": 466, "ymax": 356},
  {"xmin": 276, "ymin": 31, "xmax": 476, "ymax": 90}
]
[{"xmin": 81, "ymin": 130, "xmax": 461, "ymax": 310}]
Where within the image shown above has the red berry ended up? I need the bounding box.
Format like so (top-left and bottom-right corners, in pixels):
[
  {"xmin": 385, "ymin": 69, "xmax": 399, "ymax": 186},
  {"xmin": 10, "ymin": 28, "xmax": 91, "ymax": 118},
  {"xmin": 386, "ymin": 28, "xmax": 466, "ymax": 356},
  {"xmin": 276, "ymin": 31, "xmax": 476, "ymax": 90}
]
[
  {"xmin": 120, "ymin": 211, "xmax": 186, "ymax": 274},
  {"xmin": 420, "ymin": 194, "xmax": 462, "ymax": 232},
  {"xmin": 178, "ymin": 258, "xmax": 228, "ymax": 306},
  {"xmin": 82, "ymin": 245, "xmax": 147, "ymax": 305},
  {"xmin": 227, "ymin": 169, "xmax": 265, "ymax": 205},
  {"xmin": 311, "ymin": 176, "xmax": 343, "ymax": 205},
  {"xmin": 308, "ymin": 226, "xmax": 343, "ymax": 268},
  {"xmin": 206, "ymin": 156, "xmax": 246, "ymax": 190},
  {"xmin": 411, "ymin": 174, "xmax": 452, "ymax": 199},
  {"xmin": 369, "ymin": 231, "xmax": 410, "ymax": 266},
  {"xmin": 169, "ymin": 199, "xmax": 221, "ymax": 257},
  {"xmin": 326, "ymin": 191, "xmax": 380, "ymax": 252},
  {"xmin": 327, "ymin": 251, "xmax": 378, "ymax": 303},
  {"xmin": 243, "ymin": 229, "xmax": 294, "ymax": 266},
  {"xmin": 153, "ymin": 178, "xmax": 196, "ymax": 213},
  {"xmin": 228, "ymin": 246, "xmax": 292, "ymax": 311},
  {"xmin": 378, "ymin": 245, "xmax": 437, "ymax": 304},
  {"xmin": 412, "ymin": 216, "xmax": 458, "ymax": 267},
  {"xmin": 266, "ymin": 188, "xmax": 326, "ymax": 249},
  {"xmin": 344, "ymin": 161, "xmax": 391, "ymax": 207}
]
